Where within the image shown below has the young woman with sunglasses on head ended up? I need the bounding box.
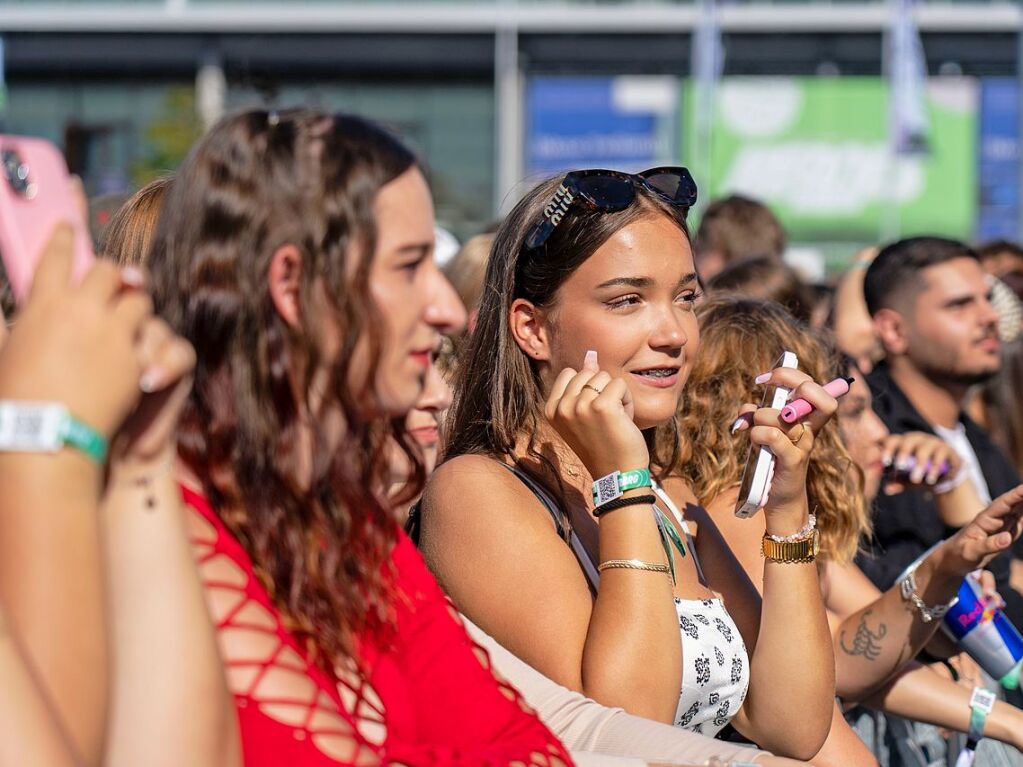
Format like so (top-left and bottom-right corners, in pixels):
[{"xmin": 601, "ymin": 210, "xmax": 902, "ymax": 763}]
[
  {"xmin": 145, "ymin": 107, "xmax": 584, "ymax": 767},
  {"xmin": 394, "ymin": 361, "xmax": 808, "ymax": 766},
  {"xmin": 417, "ymin": 168, "xmax": 837, "ymax": 758},
  {"xmin": 675, "ymin": 297, "xmax": 1023, "ymax": 765}
]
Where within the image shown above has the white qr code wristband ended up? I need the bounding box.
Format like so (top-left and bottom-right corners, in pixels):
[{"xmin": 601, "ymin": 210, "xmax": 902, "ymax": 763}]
[
  {"xmin": 592, "ymin": 468, "xmax": 652, "ymax": 506},
  {"xmin": 0, "ymin": 401, "xmax": 108, "ymax": 464}
]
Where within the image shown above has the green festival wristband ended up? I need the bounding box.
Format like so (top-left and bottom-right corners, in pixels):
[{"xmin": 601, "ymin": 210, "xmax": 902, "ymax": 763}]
[
  {"xmin": 59, "ymin": 413, "xmax": 109, "ymax": 464},
  {"xmin": 592, "ymin": 468, "xmax": 652, "ymax": 506},
  {"xmin": 967, "ymin": 687, "xmax": 996, "ymax": 745},
  {"xmin": 0, "ymin": 401, "xmax": 108, "ymax": 464}
]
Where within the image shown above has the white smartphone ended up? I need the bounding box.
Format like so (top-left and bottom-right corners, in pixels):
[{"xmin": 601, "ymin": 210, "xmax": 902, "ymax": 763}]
[{"xmin": 734, "ymin": 350, "xmax": 799, "ymax": 519}]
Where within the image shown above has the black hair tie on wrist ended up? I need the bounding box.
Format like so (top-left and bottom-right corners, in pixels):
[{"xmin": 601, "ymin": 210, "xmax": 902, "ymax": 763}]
[{"xmin": 594, "ymin": 494, "xmax": 657, "ymax": 518}]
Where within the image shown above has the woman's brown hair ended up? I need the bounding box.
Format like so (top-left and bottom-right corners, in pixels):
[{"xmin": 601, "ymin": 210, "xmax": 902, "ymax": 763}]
[
  {"xmin": 101, "ymin": 176, "xmax": 173, "ymax": 267},
  {"xmin": 443, "ymin": 174, "xmax": 691, "ymax": 513},
  {"xmin": 148, "ymin": 108, "xmax": 420, "ymax": 666},
  {"xmin": 674, "ymin": 296, "xmax": 869, "ymax": 564}
]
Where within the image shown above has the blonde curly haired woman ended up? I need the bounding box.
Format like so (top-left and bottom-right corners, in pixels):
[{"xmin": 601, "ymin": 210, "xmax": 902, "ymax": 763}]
[{"xmin": 674, "ymin": 297, "xmax": 1023, "ymax": 766}]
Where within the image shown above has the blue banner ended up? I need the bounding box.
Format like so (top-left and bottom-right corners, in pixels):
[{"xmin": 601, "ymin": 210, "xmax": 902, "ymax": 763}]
[
  {"xmin": 525, "ymin": 76, "xmax": 672, "ymax": 177},
  {"xmin": 977, "ymin": 78, "xmax": 1019, "ymax": 242}
]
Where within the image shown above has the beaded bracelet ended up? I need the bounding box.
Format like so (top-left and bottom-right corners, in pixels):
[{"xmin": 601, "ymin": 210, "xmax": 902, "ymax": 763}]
[{"xmin": 764, "ymin": 513, "xmax": 816, "ymax": 543}]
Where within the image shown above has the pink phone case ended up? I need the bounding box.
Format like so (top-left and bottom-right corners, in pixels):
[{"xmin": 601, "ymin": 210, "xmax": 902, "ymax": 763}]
[{"xmin": 0, "ymin": 134, "xmax": 94, "ymax": 303}]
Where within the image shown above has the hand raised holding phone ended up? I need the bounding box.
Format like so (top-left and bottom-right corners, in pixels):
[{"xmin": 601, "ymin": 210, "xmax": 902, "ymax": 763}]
[
  {"xmin": 0, "ymin": 223, "xmax": 160, "ymax": 443},
  {"xmin": 732, "ymin": 360, "xmax": 840, "ymax": 529},
  {"xmin": 544, "ymin": 349, "xmax": 649, "ymax": 481}
]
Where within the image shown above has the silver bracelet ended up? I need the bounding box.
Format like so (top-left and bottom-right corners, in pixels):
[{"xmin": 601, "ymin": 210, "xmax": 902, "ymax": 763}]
[{"xmin": 898, "ymin": 564, "xmax": 958, "ymax": 623}]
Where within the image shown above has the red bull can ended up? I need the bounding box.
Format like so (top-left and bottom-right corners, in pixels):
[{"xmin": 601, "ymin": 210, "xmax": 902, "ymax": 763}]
[{"xmin": 942, "ymin": 573, "xmax": 1023, "ymax": 682}]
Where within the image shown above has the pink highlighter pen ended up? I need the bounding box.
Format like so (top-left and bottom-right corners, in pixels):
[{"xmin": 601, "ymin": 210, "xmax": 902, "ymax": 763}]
[{"xmin": 780, "ymin": 376, "xmax": 855, "ymax": 424}]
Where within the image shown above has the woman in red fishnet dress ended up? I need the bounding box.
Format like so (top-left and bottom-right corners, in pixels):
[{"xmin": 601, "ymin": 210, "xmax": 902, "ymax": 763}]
[{"xmin": 147, "ymin": 108, "xmax": 574, "ymax": 767}]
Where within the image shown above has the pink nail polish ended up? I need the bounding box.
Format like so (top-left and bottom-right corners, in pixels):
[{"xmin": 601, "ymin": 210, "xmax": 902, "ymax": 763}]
[
  {"xmin": 584, "ymin": 350, "xmax": 598, "ymax": 368},
  {"xmin": 754, "ymin": 372, "xmax": 772, "ymax": 385}
]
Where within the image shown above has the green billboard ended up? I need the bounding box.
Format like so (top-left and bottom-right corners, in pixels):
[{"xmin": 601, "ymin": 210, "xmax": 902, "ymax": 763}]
[{"xmin": 684, "ymin": 77, "xmax": 977, "ymax": 241}]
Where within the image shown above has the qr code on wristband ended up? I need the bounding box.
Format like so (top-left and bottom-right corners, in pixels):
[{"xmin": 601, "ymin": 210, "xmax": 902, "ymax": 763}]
[
  {"xmin": 14, "ymin": 411, "xmax": 43, "ymax": 437},
  {"xmin": 596, "ymin": 473, "xmax": 619, "ymax": 504}
]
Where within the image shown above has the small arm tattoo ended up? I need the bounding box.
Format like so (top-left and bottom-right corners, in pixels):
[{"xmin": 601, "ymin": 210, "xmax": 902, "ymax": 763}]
[{"xmin": 840, "ymin": 609, "xmax": 888, "ymax": 661}]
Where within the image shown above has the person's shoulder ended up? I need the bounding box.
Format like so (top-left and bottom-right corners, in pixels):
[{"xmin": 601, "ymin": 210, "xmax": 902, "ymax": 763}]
[
  {"xmin": 421, "ymin": 454, "xmax": 550, "ymax": 526},
  {"xmin": 418, "ymin": 454, "xmax": 570, "ymax": 593},
  {"xmin": 867, "ymin": 363, "xmax": 932, "ymax": 432},
  {"xmin": 426, "ymin": 454, "xmax": 519, "ymax": 499}
]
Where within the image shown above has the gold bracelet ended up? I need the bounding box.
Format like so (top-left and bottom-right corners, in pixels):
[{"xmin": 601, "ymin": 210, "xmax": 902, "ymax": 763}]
[
  {"xmin": 761, "ymin": 528, "xmax": 820, "ymax": 563},
  {"xmin": 598, "ymin": 558, "xmax": 671, "ymax": 575}
]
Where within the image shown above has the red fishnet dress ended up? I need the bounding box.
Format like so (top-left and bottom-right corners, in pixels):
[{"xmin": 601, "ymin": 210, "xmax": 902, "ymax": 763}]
[{"xmin": 184, "ymin": 487, "xmax": 573, "ymax": 767}]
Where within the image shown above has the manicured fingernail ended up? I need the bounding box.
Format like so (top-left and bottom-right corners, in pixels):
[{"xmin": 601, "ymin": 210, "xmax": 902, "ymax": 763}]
[
  {"xmin": 896, "ymin": 456, "xmax": 912, "ymax": 471},
  {"xmin": 910, "ymin": 469, "xmax": 925, "ymax": 484},
  {"xmin": 584, "ymin": 350, "xmax": 598, "ymax": 369},
  {"xmin": 754, "ymin": 372, "xmax": 772, "ymax": 385},
  {"xmin": 882, "ymin": 453, "xmax": 892, "ymax": 466},
  {"xmin": 120, "ymin": 267, "xmax": 146, "ymax": 288},
  {"xmin": 139, "ymin": 368, "xmax": 163, "ymax": 393},
  {"xmin": 730, "ymin": 416, "xmax": 750, "ymax": 434}
]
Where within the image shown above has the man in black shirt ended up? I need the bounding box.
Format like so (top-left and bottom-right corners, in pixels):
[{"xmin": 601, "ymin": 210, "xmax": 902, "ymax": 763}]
[{"xmin": 855, "ymin": 237, "xmax": 1023, "ymax": 626}]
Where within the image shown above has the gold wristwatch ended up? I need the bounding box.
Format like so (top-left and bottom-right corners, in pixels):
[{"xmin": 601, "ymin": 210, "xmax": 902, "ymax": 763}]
[{"xmin": 761, "ymin": 528, "xmax": 820, "ymax": 563}]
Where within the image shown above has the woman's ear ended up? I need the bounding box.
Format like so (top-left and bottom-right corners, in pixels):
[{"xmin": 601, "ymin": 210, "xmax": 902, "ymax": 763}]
[
  {"xmin": 510, "ymin": 298, "xmax": 550, "ymax": 361},
  {"xmin": 268, "ymin": 244, "xmax": 303, "ymax": 328}
]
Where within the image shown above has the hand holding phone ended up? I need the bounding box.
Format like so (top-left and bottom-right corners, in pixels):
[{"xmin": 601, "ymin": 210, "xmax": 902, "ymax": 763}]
[
  {"xmin": 0, "ymin": 135, "xmax": 94, "ymax": 303},
  {"xmin": 0, "ymin": 226, "xmax": 151, "ymax": 441},
  {"xmin": 734, "ymin": 351, "xmax": 799, "ymax": 518},
  {"xmin": 734, "ymin": 363, "xmax": 845, "ymax": 521}
]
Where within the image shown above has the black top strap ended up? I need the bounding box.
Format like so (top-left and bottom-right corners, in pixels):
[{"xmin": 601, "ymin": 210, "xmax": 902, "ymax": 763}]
[{"xmin": 501, "ymin": 463, "xmax": 568, "ymax": 539}]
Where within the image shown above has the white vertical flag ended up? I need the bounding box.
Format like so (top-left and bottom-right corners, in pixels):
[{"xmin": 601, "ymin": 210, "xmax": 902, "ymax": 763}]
[
  {"xmin": 690, "ymin": 0, "xmax": 724, "ymax": 201},
  {"xmin": 889, "ymin": 0, "xmax": 929, "ymax": 155}
]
